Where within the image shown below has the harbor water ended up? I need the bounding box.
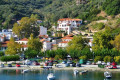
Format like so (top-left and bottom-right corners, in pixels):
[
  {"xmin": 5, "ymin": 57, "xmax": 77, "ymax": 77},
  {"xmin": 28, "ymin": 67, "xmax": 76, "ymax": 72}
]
[{"xmin": 0, "ymin": 69, "xmax": 120, "ymax": 80}]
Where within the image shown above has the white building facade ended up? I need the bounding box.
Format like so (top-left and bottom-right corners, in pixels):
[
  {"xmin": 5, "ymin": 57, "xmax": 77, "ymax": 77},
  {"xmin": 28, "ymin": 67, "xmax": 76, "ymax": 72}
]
[
  {"xmin": 39, "ymin": 26, "xmax": 47, "ymax": 35},
  {"xmin": 57, "ymin": 18, "xmax": 82, "ymax": 34}
]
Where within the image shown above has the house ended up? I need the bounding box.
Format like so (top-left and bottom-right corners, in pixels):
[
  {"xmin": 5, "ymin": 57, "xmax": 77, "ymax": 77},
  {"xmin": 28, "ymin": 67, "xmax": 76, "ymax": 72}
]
[
  {"xmin": 39, "ymin": 26, "xmax": 47, "ymax": 36},
  {"xmin": 58, "ymin": 35, "xmax": 73, "ymax": 48},
  {"xmin": 0, "ymin": 41, "xmax": 10, "ymax": 51},
  {"xmin": 0, "ymin": 29, "xmax": 17, "ymax": 41},
  {"xmin": 57, "ymin": 18, "xmax": 82, "ymax": 34},
  {"xmin": 16, "ymin": 38, "xmax": 28, "ymax": 50}
]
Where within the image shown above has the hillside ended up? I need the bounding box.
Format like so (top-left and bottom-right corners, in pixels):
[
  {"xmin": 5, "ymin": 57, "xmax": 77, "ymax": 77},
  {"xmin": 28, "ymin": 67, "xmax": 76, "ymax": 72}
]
[{"xmin": 0, "ymin": 0, "xmax": 120, "ymax": 29}]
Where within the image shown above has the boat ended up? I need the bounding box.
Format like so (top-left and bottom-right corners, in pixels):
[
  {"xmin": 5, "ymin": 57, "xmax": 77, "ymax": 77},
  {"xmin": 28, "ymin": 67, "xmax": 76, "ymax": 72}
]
[
  {"xmin": 73, "ymin": 69, "xmax": 79, "ymax": 75},
  {"xmin": 79, "ymin": 70, "xmax": 88, "ymax": 75},
  {"xmin": 21, "ymin": 69, "xmax": 29, "ymax": 73},
  {"xmin": 47, "ymin": 73, "xmax": 55, "ymax": 80},
  {"xmin": 104, "ymin": 71, "xmax": 112, "ymax": 79}
]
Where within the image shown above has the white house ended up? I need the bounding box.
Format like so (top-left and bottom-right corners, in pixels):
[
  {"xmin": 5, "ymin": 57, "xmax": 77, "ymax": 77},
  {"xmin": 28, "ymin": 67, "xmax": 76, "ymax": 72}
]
[
  {"xmin": 39, "ymin": 26, "xmax": 47, "ymax": 35},
  {"xmin": 16, "ymin": 38, "xmax": 28, "ymax": 50},
  {"xmin": 0, "ymin": 29, "xmax": 17, "ymax": 41},
  {"xmin": 43, "ymin": 41, "xmax": 52, "ymax": 51},
  {"xmin": 57, "ymin": 18, "xmax": 82, "ymax": 34},
  {"xmin": 58, "ymin": 36, "xmax": 73, "ymax": 48}
]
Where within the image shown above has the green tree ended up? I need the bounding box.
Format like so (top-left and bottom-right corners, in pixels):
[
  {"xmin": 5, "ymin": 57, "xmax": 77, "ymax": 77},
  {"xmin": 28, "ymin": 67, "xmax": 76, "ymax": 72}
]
[
  {"xmin": 13, "ymin": 15, "xmax": 39, "ymax": 38},
  {"xmin": 92, "ymin": 28, "xmax": 113, "ymax": 50},
  {"xmin": 67, "ymin": 36, "xmax": 87, "ymax": 52},
  {"xmin": 24, "ymin": 48, "xmax": 38, "ymax": 59},
  {"xmin": 111, "ymin": 34, "xmax": 120, "ymax": 50},
  {"xmin": 5, "ymin": 37, "xmax": 22, "ymax": 55},
  {"xmin": 104, "ymin": 56, "xmax": 112, "ymax": 63},
  {"xmin": 102, "ymin": 0, "xmax": 120, "ymax": 15},
  {"xmin": 28, "ymin": 34, "xmax": 42, "ymax": 52},
  {"xmin": 66, "ymin": 36, "xmax": 88, "ymax": 59}
]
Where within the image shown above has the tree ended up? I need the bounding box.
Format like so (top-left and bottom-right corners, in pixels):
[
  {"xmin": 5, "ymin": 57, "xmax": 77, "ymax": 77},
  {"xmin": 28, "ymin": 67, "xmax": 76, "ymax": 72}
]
[
  {"xmin": 104, "ymin": 56, "xmax": 112, "ymax": 63},
  {"xmin": 5, "ymin": 37, "xmax": 22, "ymax": 55},
  {"xmin": 67, "ymin": 36, "xmax": 87, "ymax": 52},
  {"xmin": 111, "ymin": 34, "xmax": 120, "ymax": 50},
  {"xmin": 66, "ymin": 36, "xmax": 88, "ymax": 58},
  {"xmin": 13, "ymin": 15, "xmax": 39, "ymax": 38},
  {"xmin": 24, "ymin": 48, "xmax": 38, "ymax": 59},
  {"xmin": 102, "ymin": 0, "xmax": 120, "ymax": 15},
  {"xmin": 28, "ymin": 34, "xmax": 42, "ymax": 52},
  {"xmin": 92, "ymin": 28, "xmax": 113, "ymax": 51}
]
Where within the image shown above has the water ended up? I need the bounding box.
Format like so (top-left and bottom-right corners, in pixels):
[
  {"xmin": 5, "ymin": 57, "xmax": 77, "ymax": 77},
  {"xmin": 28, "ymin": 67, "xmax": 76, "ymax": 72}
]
[{"xmin": 0, "ymin": 69, "xmax": 119, "ymax": 80}]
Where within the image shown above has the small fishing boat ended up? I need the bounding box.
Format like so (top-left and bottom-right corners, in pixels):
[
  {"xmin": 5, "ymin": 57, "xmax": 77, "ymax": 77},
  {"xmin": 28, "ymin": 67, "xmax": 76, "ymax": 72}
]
[
  {"xmin": 104, "ymin": 71, "xmax": 112, "ymax": 79},
  {"xmin": 21, "ymin": 69, "xmax": 29, "ymax": 73},
  {"xmin": 73, "ymin": 69, "xmax": 79, "ymax": 75},
  {"xmin": 79, "ymin": 70, "xmax": 88, "ymax": 75},
  {"xmin": 47, "ymin": 73, "xmax": 55, "ymax": 80}
]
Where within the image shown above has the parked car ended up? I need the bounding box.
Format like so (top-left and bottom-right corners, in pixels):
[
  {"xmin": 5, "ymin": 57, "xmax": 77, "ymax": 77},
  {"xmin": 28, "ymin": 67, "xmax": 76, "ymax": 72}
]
[
  {"xmin": 62, "ymin": 61, "xmax": 67, "ymax": 64},
  {"xmin": 67, "ymin": 60, "xmax": 73, "ymax": 64},
  {"xmin": 8, "ymin": 64, "xmax": 12, "ymax": 67},
  {"xmin": 0, "ymin": 63, "xmax": 4, "ymax": 68},
  {"xmin": 16, "ymin": 63, "xmax": 20, "ymax": 67},
  {"xmin": 86, "ymin": 61, "xmax": 91, "ymax": 65},
  {"xmin": 32, "ymin": 61, "xmax": 40, "ymax": 65}
]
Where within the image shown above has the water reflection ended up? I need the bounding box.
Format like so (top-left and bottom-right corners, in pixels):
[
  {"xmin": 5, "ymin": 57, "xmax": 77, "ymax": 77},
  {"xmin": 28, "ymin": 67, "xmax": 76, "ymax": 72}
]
[{"xmin": 0, "ymin": 70, "xmax": 119, "ymax": 80}]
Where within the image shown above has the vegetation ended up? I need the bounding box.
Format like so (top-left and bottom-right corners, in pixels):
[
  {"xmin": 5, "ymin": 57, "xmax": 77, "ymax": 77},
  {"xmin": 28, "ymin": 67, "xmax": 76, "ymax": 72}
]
[
  {"xmin": 0, "ymin": 0, "xmax": 119, "ymax": 29},
  {"xmin": 104, "ymin": 56, "xmax": 112, "ymax": 63},
  {"xmin": 24, "ymin": 48, "xmax": 38, "ymax": 59},
  {"xmin": 5, "ymin": 37, "xmax": 22, "ymax": 55},
  {"xmin": 114, "ymin": 56, "xmax": 120, "ymax": 63},
  {"xmin": 13, "ymin": 15, "xmax": 39, "ymax": 38},
  {"xmin": 28, "ymin": 34, "xmax": 42, "ymax": 52},
  {"xmin": 1, "ymin": 55, "xmax": 20, "ymax": 62},
  {"xmin": 94, "ymin": 56, "xmax": 102, "ymax": 63}
]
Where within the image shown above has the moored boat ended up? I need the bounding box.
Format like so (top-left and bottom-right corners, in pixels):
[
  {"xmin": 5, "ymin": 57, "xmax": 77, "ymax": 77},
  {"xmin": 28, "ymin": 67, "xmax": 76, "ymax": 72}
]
[
  {"xmin": 47, "ymin": 73, "xmax": 55, "ymax": 80},
  {"xmin": 104, "ymin": 71, "xmax": 112, "ymax": 79}
]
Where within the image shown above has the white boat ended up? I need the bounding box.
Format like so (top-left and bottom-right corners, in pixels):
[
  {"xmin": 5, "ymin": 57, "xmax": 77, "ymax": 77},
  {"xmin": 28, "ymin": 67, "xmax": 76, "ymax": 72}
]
[
  {"xmin": 47, "ymin": 73, "xmax": 55, "ymax": 80},
  {"xmin": 21, "ymin": 69, "xmax": 29, "ymax": 73},
  {"xmin": 73, "ymin": 69, "xmax": 79, "ymax": 75},
  {"xmin": 79, "ymin": 70, "xmax": 88, "ymax": 75},
  {"xmin": 104, "ymin": 71, "xmax": 112, "ymax": 79}
]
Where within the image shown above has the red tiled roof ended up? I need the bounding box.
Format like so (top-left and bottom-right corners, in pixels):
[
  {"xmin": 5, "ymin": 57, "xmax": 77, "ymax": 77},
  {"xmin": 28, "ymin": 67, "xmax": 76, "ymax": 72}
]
[
  {"xmin": 40, "ymin": 39, "xmax": 46, "ymax": 42},
  {"xmin": 66, "ymin": 34, "xmax": 73, "ymax": 37},
  {"xmin": 19, "ymin": 38, "xmax": 28, "ymax": 41},
  {"xmin": 61, "ymin": 37, "xmax": 73, "ymax": 40},
  {"xmin": 59, "ymin": 41, "xmax": 69, "ymax": 43},
  {"xmin": 22, "ymin": 45, "xmax": 28, "ymax": 48},
  {"xmin": 58, "ymin": 18, "xmax": 82, "ymax": 21},
  {"xmin": 39, "ymin": 35, "xmax": 48, "ymax": 38},
  {"xmin": 1, "ymin": 41, "xmax": 10, "ymax": 47}
]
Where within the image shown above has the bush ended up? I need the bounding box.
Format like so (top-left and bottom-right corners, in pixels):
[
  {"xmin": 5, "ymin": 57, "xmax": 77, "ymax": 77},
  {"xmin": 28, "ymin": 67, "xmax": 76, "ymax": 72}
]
[
  {"xmin": 104, "ymin": 56, "xmax": 112, "ymax": 63},
  {"xmin": 79, "ymin": 55, "xmax": 87, "ymax": 60},
  {"xmin": 0, "ymin": 51, "xmax": 4, "ymax": 57},
  {"xmin": 114, "ymin": 56, "xmax": 120, "ymax": 63},
  {"xmin": 54, "ymin": 55, "xmax": 62, "ymax": 60},
  {"xmin": 94, "ymin": 56, "xmax": 102, "ymax": 63},
  {"xmin": 0, "ymin": 55, "xmax": 20, "ymax": 62},
  {"xmin": 24, "ymin": 49, "xmax": 38, "ymax": 59}
]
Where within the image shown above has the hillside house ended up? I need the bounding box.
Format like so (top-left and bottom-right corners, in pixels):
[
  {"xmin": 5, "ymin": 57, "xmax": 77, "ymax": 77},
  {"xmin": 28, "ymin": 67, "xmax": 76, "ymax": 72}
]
[
  {"xmin": 16, "ymin": 38, "xmax": 28, "ymax": 50},
  {"xmin": 57, "ymin": 18, "xmax": 82, "ymax": 34},
  {"xmin": 58, "ymin": 35, "xmax": 73, "ymax": 48}
]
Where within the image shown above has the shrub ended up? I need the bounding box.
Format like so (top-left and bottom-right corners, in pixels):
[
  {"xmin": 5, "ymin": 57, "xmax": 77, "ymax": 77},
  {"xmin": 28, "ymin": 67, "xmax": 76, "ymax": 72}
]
[
  {"xmin": 104, "ymin": 56, "xmax": 112, "ymax": 63},
  {"xmin": 0, "ymin": 55, "xmax": 20, "ymax": 62},
  {"xmin": 54, "ymin": 55, "xmax": 62, "ymax": 60},
  {"xmin": 114, "ymin": 56, "xmax": 120, "ymax": 63},
  {"xmin": 0, "ymin": 51, "xmax": 4, "ymax": 57},
  {"xmin": 94, "ymin": 56, "xmax": 102, "ymax": 63}
]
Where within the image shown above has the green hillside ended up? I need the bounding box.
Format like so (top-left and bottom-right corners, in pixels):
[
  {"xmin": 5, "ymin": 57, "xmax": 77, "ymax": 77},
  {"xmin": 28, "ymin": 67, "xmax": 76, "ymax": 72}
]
[{"xmin": 0, "ymin": 0, "xmax": 120, "ymax": 29}]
